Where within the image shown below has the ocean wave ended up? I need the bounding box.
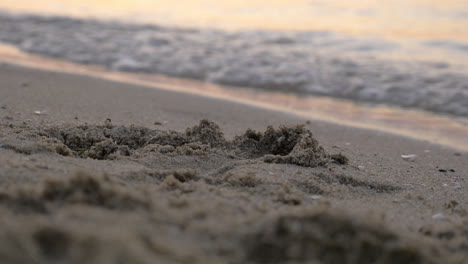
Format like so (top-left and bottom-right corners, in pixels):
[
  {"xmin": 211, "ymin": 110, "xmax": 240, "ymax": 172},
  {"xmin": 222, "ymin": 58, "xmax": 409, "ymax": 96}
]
[
  {"xmin": 424, "ymin": 40, "xmax": 468, "ymax": 53},
  {"xmin": 0, "ymin": 12, "xmax": 467, "ymax": 116}
]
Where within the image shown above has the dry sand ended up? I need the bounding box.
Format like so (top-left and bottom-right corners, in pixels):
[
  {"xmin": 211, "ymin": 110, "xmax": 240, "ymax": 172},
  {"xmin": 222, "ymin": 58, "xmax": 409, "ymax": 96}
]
[{"xmin": 0, "ymin": 62, "xmax": 466, "ymax": 264}]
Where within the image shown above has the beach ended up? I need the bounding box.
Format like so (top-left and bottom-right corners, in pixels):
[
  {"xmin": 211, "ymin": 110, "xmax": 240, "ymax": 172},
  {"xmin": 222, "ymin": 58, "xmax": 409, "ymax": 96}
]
[
  {"xmin": 1, "ymin": 12, "xmax": 468, "ymax": 117},
  {"xmin": 0, "ymin": 62, "xmax": 466, "ymax": 263}
]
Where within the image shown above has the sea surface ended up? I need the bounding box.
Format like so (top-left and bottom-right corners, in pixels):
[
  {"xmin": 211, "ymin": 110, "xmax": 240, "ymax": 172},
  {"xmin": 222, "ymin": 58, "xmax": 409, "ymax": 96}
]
[{"xmin": 0, "ymin": 1, "xmax": 467, "ymax": 149}]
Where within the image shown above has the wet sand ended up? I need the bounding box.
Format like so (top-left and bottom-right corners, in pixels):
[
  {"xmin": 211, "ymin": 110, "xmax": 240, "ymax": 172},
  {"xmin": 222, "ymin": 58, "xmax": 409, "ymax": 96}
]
[{"xmin": 0, "ymin": 63, "xmax": 467, "ymax": 263}]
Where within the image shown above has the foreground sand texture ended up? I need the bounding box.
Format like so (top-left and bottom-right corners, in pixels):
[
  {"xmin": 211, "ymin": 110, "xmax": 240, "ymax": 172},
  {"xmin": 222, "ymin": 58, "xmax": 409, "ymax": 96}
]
[{"xmin": 0, "ymin": 63, "xmax": 467, "ymax": 263}]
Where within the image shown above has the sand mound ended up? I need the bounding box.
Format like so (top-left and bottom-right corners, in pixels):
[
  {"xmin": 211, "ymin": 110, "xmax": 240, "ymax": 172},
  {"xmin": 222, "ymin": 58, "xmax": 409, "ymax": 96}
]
[
  {"xmin": 234, "ymin": 125, "xmax": 342, "ymax": 167},
  {"xmin": 244, "ymin": 210, "xmax": 441, "ymax": 264},
  {"xmin": 44, "ymin": 120, "xmax": 224, "ymax": 159},
  {"xmin": 45, "ymin": 122, "xmax": 156, "ymax": 159},
  {"xmin": 2, "ymin": 120, "xmax": 345, "ymax": 168},
  {"xmin": 420, "ymin": 219, "xmax": 468, "ymax": 263},
  {"xmin": 0, "ymin": 172, "xmax": 149, "ymax": 213},
  {"xmin": 185, "ymin": 119, "xmax": 225, "ymax": 147}
]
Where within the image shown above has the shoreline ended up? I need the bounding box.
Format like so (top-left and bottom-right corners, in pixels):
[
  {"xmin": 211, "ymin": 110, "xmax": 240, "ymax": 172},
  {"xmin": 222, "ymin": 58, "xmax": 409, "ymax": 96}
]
[
  {"xmin": 0, "ymin": 43, "xmax": 467, "ymax": 152},
  {"xmin": 1, "ymin": 12, "xmax": 468, "ymax": 117}
]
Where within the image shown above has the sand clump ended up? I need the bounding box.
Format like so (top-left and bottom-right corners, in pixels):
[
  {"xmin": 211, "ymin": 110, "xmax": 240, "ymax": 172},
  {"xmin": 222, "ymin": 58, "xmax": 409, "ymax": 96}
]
[
  {"xmin": 44, "ymin": 123, "xmax": 156, "ymax": 159},
  {"xmin": 0, "ymin": 123, "xmax": 73, "ymax": 156},
  {"xmin": 44, "ymin": 120, "xmax": 224, "ymax": 159},
  {"xmin": 185, "ymin": 119, "xmax": 225, "ymax": 147},
  {"xmin": 0, "ymin": 172, "xmax": 149, "ymax": 213},
  {"xmin": 419, "ymin": 221, "xmax": 468, "ymax": 263},
  {"xmin": 235, "ymin": 125, "xmax": 312, "ymax": 156},
  {"xmin": 32, "ymin": 227, "xmax": 72, "ymax": 261},
  {"xmin": 232, "ymin": 124, "xmax": 346, "ymax": 167},
  {"xmin": 51, "ymin": 120, "xmax": 340, "ymax": 167},
  {"xmin": 244, "ymin": 209, "xmax": 443, "ymax": 264},
  {"xmin": 3, "ymin": 120, "xmax": 346, "ymax": 168},
  {"xmin": 233, "ymin": 125, "xmax": 348, "ymax": 167}
]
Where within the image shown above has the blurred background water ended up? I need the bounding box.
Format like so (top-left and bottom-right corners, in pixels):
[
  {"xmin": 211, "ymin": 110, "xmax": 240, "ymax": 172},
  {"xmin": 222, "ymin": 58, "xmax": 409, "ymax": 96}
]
[
  {"xmin": 2, "ymin": 0, "xmax": 468, "ymax": 60},
  {"xmin": 0, "ymin": 0, "xmax": 467, "ymax": 148},
  {"xmin": 1, "ymin": 1, "xmax": 468, "ymax": 40}
]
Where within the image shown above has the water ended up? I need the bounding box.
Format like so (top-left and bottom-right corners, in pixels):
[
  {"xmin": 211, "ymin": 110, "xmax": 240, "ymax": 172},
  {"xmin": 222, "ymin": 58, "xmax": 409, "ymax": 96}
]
[
  {"xmin": 0, "ymin": 12, "xmax": 467, "ymax": 116},
  {"xmin": 1, "ymin": 1, "xmax": 467, "ymax": 39}
]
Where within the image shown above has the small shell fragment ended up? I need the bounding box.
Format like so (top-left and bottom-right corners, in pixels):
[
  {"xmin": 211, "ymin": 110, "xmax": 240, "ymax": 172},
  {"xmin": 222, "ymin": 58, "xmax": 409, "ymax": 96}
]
[
  {"xmin": 33, "ymin": 111, "xmax": 46, "ymax": 115},
  {"xmin": 401, "ymin": 154, "xmax": 417, "ymax": 162},
  {"xmin": 309, "ymin": 195, "xmax": 323, "ymax": 200},
  {"xmin": 432, "ymin": 213, "xmax": 445, "ymax": 220}
]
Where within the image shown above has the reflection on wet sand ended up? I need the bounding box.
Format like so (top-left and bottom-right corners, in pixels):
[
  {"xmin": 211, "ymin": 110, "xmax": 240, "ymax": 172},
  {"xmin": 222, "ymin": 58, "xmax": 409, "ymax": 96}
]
[{"xmin": 1, "ymin": 43, "xmax": 466, "ymax": 151}]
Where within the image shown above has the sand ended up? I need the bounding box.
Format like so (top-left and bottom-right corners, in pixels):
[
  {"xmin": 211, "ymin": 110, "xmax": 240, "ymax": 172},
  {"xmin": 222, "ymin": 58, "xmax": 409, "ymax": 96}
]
[{"xmin": 0, "ymin": 62, "xmax": 466, "ymax": 264}]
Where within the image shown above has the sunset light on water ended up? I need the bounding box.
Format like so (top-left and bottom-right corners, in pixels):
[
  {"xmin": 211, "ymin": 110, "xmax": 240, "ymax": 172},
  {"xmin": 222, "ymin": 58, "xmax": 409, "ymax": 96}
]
[{"xmin": 1, "ymin": 0, "xmax": 468, "ymax": 41}]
